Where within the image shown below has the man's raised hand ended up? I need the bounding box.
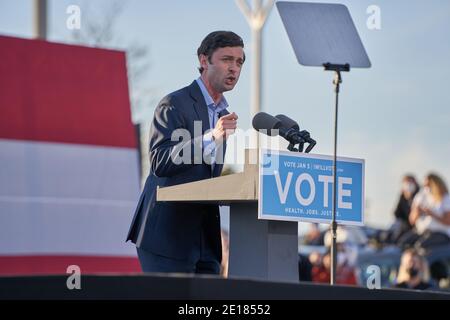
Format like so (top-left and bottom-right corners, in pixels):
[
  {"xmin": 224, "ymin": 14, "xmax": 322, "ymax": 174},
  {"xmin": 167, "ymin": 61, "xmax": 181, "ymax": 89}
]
[{"xmin": 212, "ymin": 112, "xmax": 238, "ymax": 142}]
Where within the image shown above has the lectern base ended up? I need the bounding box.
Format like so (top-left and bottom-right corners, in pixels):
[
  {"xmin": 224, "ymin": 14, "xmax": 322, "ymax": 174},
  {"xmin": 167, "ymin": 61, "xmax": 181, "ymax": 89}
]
[{"xmin": 228, "ymin": 202, "xmax": 299, "ymax": 282}]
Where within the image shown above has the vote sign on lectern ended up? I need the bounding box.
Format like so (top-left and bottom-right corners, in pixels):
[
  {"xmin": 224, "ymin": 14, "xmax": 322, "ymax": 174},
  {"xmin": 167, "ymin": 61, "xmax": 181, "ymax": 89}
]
[{"xmin": 259, "ymin": 149, "xmax": 364, "ymax": 225}]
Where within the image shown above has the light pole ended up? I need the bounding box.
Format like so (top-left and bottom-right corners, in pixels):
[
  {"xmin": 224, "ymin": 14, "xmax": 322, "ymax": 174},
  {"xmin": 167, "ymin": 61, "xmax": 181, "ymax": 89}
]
[
  {"xmin": 33, "ymin": 0, "xmax": 48, "ymax": 40},
  {"xmin": 235, "ymin": 0, "xmax": 274, "ymax": 119}
]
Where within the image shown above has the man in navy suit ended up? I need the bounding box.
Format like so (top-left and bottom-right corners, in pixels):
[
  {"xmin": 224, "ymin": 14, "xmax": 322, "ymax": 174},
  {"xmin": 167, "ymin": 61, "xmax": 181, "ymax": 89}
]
[{"xmin": 127, "ymin": 31, "xmax": 245, "ymax": 274}]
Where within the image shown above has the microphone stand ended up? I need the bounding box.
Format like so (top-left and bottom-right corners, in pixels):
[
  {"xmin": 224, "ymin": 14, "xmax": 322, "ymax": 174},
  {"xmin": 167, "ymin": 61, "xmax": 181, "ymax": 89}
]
[
  {"xmin": 286, "ymin": 131, "xmax": 315, "ymax": 153},
  {"xmin": 287, "ymin": 141, "xmax": 304, "ymax": 153}
]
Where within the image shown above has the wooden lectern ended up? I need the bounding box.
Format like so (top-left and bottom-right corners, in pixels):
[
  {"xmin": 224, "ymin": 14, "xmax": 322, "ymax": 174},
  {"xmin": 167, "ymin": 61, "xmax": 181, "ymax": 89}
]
[{"xmin": 157, "ymin": 149, "xmax": 299, "ymax": 282}]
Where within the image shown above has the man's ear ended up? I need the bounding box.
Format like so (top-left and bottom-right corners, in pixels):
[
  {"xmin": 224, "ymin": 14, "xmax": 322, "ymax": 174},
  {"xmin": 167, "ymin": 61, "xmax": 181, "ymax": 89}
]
[{"xmin": 199, "ymin": 54, "xmax": 208, "ymax": 71}]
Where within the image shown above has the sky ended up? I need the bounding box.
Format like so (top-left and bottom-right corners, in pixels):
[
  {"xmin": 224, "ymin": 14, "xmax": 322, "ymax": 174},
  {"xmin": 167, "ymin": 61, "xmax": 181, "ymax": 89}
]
[{"xmin": 1, "ymin": 0, "xmax": 450, "ymax": 228}]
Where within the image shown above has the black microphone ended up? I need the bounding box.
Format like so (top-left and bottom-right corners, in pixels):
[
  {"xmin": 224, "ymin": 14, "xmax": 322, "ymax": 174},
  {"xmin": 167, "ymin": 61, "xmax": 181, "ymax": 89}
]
[
  {"xmin": 275, "ymin": 114, "xmax": 316, "ymax": 144},
  {"xmin": 252, "ymin": 112, "xmax": 305, "ymax": 144},
  {"xmin": 252, "ymin": 111, "xmax": 281, "ymax": 136},
  {"xmin": 274, "ymin": 114, "xmax": 305, "ymax": 152},
  {"xmin": 275, "ymin": 114, "xmax": 317, "ymax": 153},
  {"xmin": 275, "ymin": 114, "xmax": 299, "ymax": 131}
]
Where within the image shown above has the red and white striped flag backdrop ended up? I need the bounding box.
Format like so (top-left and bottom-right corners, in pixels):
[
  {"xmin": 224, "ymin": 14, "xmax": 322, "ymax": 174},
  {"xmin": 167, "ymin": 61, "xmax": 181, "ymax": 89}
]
[{"xmin": 0, "ymin": 36, "xmax": 141, "ymax": 275}]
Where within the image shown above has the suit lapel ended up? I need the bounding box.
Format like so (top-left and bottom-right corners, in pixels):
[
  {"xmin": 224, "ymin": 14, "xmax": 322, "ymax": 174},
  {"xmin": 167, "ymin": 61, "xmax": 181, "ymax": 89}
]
[{"xmin": 189, "ymin": 81, "xmax": 210, "ymax": 134}]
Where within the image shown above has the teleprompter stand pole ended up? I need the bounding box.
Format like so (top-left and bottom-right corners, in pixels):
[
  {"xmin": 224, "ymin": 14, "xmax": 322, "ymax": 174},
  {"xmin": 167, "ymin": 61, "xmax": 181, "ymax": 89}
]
[{"xmin": 323, "ymin": 62, "xmax": 350, "ymax": 285}]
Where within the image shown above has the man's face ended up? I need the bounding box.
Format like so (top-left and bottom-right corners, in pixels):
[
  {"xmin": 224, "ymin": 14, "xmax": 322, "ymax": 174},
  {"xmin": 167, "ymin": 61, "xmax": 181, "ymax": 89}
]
[{"xmin": 200, "ymin": 46, "xmax": 244, "ymax": 93}]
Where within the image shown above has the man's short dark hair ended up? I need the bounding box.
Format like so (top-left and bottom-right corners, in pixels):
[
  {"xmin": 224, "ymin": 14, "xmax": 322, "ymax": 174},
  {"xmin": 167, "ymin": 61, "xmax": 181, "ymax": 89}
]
[{"xmin": 197, "ymin": 31, "xmax": 245, "ymax": 74}]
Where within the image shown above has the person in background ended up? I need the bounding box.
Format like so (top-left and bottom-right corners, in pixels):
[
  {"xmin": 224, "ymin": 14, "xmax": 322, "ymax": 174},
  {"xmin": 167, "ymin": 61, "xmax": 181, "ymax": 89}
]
[
  {"xmin": 394, "ymin": 249, "xmax": 432, "ymax": 290},
  {"xmin": 310, "ymin": 247, "xmax": 357, "ymax": 285},
  {"xmin": 379, "ymin": 175, "xmax": 420, "ymax": 245},
  {"xmin": 303, "ymin": 223, "xmax": 324, "ymax": 246},
  {"xmin": 398, "ymin": 173, "xmax": 450, "ymax": 250},
  {"xmin": 310, "ymin": 228, "xmax": 361, "ymax": 286},
  {"xmin": 298, "ymin": 253, "xmax": 313, "ymax": 282},
  {"xmin": 310, "ymin": 250, "xmax": 330, "ymax": 284}
]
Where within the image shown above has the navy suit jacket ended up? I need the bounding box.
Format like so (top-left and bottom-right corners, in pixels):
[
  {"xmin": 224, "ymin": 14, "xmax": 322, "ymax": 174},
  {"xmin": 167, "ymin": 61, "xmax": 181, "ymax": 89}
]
[{"xmin": 126, "ymin": 81, "xmax": 228, "ymax": 261}]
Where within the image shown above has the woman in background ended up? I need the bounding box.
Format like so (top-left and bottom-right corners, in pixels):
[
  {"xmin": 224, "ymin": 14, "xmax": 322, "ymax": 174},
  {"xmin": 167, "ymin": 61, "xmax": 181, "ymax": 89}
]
[
  {"xmin": 383, "ymin": 175, "xmax": 420, "ymax": 245},
  {"xmin": 398, "ymin": 173, "xmax": 450, "ymax": 249}
]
